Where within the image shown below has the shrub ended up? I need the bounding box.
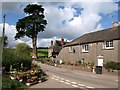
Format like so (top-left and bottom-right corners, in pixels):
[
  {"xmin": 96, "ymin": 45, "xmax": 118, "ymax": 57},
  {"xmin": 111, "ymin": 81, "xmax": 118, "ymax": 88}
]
[
  {"xmin": 104, "ymin": 61, "xmax": 120, "ymax": 71},
  {"xmin": 2, "ymin": 74, "xmax": 28, "ymax": 90},
  {"xmin": 2, "ymin": 43, "xmax": 32, "ymax": 72},
  {"xmin": 77, "ymin": 60, "xmax": 81, "ymax": 64},
  {"xmin": 2, "ymin": 48, "xmax": 17, "ymax": 72}
]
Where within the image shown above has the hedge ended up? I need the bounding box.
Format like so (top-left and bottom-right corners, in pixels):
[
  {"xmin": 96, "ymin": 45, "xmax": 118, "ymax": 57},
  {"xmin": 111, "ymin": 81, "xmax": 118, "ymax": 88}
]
[{"xmin": 104, "ymin": 61, "xmax": 120, "ymax": 72}]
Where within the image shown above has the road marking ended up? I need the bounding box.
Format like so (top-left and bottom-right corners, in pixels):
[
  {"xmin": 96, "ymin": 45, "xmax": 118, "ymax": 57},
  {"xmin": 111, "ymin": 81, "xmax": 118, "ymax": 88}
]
[
  {"xmin": 86, "ymin": 86, "xmax": 94, "ymax": 88},
  {"xmin": 51, "ymin": 77, "xmax": 55, "ymax": 79},
  {"xmin": 71, "ymin": 82, "xmax": 77, "ymax": 84},
  {"xmin": 72, "ymin": 85, "xmax": 79, "ymax": 87},
  {"xmin": 50, "ymin": 75, "xmax": 94, "ymax": 89},
  {"xmin": 54, "ymin": 78, "xmax": 59, "ymax": 81},
  {"xmin": 60, "ymin": 78, "xmax": 64, "ymax": 80},
  {"xmin": 60, "ymin": 80, "xmax": 64, "ymax": 83},
  {"xmin": 78, "ymin": 83, "xmax": 85, "ymax": 86},
  {"xmin": 65, "ymin": 82, "xmax": 71, "ymax": 85},
  {"xmin": 65, "ymin": 80, "xmax": 70, "ymax": 82}
]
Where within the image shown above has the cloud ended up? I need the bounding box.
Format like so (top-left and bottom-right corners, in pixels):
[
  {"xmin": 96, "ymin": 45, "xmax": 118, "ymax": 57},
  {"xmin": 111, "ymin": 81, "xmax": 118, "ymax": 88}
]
[
  {"xmin": 0, "ymin": 23, "xmax": 17, "ymax": 47},
  {"xmin": 1, "ymin": 1, "xmax": 118, "ymax": 47},
  {"xmin": 38, "ymin": 1, "xmax": 117, "ymax": 40}
]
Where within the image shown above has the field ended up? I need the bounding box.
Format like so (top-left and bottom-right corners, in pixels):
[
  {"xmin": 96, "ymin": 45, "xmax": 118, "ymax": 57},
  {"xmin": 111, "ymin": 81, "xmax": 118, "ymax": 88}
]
[{"xmin": 37, "ymin": 48, "xmax": 48, "ymax": 61}]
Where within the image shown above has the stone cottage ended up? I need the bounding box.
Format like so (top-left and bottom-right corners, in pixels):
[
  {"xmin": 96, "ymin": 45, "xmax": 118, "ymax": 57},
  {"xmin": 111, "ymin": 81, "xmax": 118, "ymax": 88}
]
[
  {"xmin": 57, "ymin": 24, "xmax": 120, "ymax": 66},
  {"xmin": 48, "ymin": 37, "xmax": 68, "ymax": 59}
]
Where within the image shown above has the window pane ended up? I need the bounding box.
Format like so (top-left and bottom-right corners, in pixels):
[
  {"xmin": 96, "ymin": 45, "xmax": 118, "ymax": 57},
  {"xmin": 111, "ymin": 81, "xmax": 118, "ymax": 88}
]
[
  {"xmin": 110, "ymin": 41, "xmax": 113, "ymax": 47},
  {"xmin": 106, "ymin": 41, "xmax": 109, "ymax": 47}
]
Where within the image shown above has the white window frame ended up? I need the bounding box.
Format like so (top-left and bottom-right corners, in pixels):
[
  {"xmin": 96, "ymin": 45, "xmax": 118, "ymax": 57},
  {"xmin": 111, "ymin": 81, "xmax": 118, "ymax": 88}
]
[
  {"xmin": 81, "ymin": 44, "xmax": 89, "ymax": 52},
  {"xmin": 103, "ymin": 40, "xmax": 114, "ymax": 49}
]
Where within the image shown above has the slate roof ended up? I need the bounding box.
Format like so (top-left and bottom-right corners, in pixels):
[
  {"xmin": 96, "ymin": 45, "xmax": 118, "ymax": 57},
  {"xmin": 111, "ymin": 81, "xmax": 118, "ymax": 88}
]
[{"xmin": 64, "ymin": 26, "xmax": 120, "ymax": 47}]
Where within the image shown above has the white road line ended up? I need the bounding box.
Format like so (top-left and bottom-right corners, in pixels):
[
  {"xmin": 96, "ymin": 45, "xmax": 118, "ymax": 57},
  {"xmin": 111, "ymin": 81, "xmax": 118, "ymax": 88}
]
[
  {"xmin": 54, "ymin": 78, "xmax": 59, "ymax": 81},
  {"xmin": 60, "ymin": 78, "xmax": 64, "ymax": 80},
  {"xmin": 71, "ymin": 82, "xmax": 77, "ymax": 84},
  {"xmin": 51, "ymin": 75, "xmax": 94, "ymax": 89},
  {"xmin": 65, "ymin": 80, "xmax": 70, "ymax": 82},
  {"xmin": 78, "ymin": 83, "xmax": 85, "ymax": 86},
  {"xmin": 52, "ymin": 75, "xmax": 60, "ymax": 79},
  {"xmin": 86, "ymin": 86, "xmax": 94, "ymax": 88},
  {"xmin": 51, "ymin": 77, "xmax": 55, "ymax": 80},
  {"xmin": 72, "ymin": 85, "xmax": 79, "ymax": 88},
  {"xmin": 65, "ymin": 82, "xmax": 71, "ymax": 85},
  {"xmin": 60, "ymin": 80, "xmax": 64, "ymax": 83},
  {"xmin": 56, "ymin": 76, "xmax": 60, "ymax": 78}
]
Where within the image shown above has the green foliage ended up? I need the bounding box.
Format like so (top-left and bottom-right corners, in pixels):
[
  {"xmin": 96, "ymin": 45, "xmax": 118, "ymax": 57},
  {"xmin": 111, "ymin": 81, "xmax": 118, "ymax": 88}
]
[
  {"xmin": 2, "ymin": 48, "xmax": 16, "ymax": 71},
  {"xmin": 15, "ymin": 4, "xmax": 47, "ymax": 59},
  {"xmin": 15, "ymin": 43, "xmax": 32, "ymax": 69},
  {"xmin": 37, "ymin": 48, "xmax": 48, "ymax": 63},
  {"xmin": 2, "ymin": 74, "xmax": 28, "ymax": 90},
  {"xmin": 104, "ymin": 61, "xmax": 120, "ymax": 71},
  {"xmin": 37, "ymin": 48, "xmax": 48, "ymax": 58},
  {"xmin": 0, "ymin": 35, "xmax": 8, "ymax": 47},
  {"xmin": 3, "ymin": 43, "xmax": 32, "ymax": 72},
  {"xmin": 16, "ymin": 43, "xmax": 31, "ymax": 60},
  {"xmin": 77, "ymin": 60, "xmax": 81, "ymax": 64}
]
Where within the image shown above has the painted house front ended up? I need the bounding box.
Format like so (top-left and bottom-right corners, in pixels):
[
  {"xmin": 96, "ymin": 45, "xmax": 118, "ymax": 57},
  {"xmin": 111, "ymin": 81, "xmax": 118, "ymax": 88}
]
[{"xmin": 57, "ymin": 26, "xmax": 120, "ymax": 66}]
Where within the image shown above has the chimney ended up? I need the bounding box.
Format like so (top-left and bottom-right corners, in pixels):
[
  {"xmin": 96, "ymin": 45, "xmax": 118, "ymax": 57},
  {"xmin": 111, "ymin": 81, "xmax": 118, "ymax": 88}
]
[
  {"xmin": 51, "ymin": 40, "xmax": 53, "ymax": 47},
  {"xmin": 61, "ymin": 37, "xmax": 64, "ymax": 46},
  {"xmin": 112, "ymin": 22, "xmax": 119, "ymax": 28}
]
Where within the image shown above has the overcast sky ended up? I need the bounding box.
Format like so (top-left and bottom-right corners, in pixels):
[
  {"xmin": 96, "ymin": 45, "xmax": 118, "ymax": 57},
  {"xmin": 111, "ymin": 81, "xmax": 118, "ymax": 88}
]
[{"xmin": 0, "ymin": 0, "xmax": 119, "ymax": 47}]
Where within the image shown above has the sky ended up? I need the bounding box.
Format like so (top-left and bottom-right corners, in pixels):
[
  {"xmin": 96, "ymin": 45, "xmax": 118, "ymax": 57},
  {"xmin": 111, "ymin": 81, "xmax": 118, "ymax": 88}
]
[{"xmin": 0, "ymin": 0, "xmax": 119, "ymax": 48}]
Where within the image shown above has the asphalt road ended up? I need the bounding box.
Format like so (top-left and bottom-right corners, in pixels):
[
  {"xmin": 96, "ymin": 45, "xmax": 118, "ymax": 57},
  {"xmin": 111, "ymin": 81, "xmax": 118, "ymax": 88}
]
[{"xmin": 31, "ymin": 63, "xmax": 119, "ymax": 89}]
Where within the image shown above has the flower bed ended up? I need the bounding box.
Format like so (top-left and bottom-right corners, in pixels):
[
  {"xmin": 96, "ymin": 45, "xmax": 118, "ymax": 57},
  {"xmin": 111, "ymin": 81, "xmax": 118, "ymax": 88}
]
[{"xmin": 8, "ymin": 65, "xmax": 48, "ymax": 87}]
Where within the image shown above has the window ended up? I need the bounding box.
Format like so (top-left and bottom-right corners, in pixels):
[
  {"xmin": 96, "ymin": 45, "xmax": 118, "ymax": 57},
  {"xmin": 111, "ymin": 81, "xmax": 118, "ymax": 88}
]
[
  {"xmin": 69, "ymin": 47, "xmax": 75, "ymax": 53},
  {"xmin": 103, "ymin": 41, "xmax": 114, "ymax": 49},
  {"xmin": 82, "ymin": 44, "xmax": 89, "ymax": 52}
]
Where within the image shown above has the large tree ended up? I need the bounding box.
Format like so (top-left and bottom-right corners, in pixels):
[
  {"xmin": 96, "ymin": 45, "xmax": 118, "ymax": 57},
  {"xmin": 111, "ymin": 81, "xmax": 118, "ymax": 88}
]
[{"xmin": 15, "ymin": 4, "xmax": 47, "ymax": 59}]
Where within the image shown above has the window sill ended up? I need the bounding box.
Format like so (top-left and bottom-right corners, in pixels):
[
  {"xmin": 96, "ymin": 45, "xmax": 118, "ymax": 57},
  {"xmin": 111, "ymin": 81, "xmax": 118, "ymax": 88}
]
[
  {"xmin": 82, "ymin": 51, "xmax": 89, "ymax": 53},
  {"xmin": 103, "ymin": 47, "xmax": 114, "ymax": 50},
  {"xmin": 69, "ymin": 51, "xmax": 74, "ymax": 53}
]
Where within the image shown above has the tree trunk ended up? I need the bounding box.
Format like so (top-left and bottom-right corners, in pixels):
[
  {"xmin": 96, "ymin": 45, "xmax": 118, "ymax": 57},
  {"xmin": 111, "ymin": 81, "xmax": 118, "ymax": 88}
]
[{"xmin": 32, "ymin": 35, "xmax": 37, "ymax": 60}]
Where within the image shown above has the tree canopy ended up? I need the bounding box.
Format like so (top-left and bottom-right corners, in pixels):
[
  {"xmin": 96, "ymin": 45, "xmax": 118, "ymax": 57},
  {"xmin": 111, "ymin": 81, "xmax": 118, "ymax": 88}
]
[{"xmin": 15, "ymin": 4, "xmax": 47, "ymax": 59}]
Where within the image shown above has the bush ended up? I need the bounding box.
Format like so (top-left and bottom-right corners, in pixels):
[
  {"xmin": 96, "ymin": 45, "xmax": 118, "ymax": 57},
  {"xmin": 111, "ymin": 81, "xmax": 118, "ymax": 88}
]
[
  {"xmin": 2, "ymin": 74, "xmax": 28, "ymax": 90},
  {"xmin": 2, "ymin": 48, "xmax": 17, "ymax": 72},
  {"xmin": 104, "ymin": 61, "xmax": 120, "ymax": 71},
  {"xmin": 2, "ymin": 43, "xmax": 32, "ymax": 72}
]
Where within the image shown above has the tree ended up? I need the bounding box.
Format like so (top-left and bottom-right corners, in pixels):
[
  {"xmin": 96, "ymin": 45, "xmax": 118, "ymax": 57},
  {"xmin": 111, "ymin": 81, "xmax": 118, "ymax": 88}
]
[{"xmin": 15, "ymin": 4, "xmax": 47, "ymax": 59}]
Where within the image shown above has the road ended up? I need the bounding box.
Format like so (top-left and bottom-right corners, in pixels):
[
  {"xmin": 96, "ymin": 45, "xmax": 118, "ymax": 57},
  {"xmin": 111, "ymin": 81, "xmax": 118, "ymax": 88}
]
[{"xmin": 30, "ymin": 63, "xmax": 119, "ymax": 89}]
